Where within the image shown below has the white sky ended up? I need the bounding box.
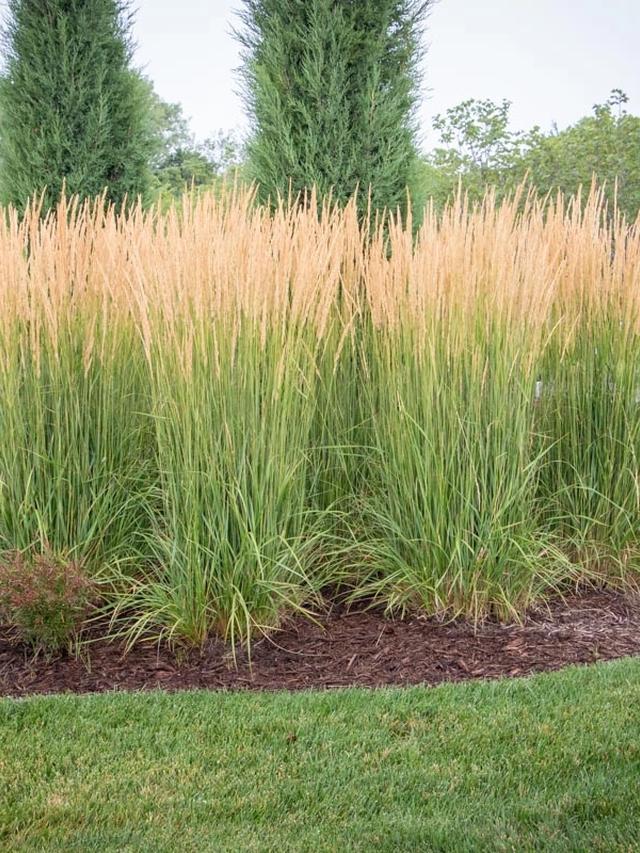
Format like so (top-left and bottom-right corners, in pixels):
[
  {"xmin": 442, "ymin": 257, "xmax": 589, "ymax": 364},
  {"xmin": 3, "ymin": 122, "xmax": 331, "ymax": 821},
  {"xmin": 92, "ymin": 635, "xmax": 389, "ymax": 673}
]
[
  {"xmin": 4, "ymin": 1, "xmax": 640, "ymax": 147},
  {"xmin": 133, "ymin": 0, "xmax": 639, "ymax": 147}
]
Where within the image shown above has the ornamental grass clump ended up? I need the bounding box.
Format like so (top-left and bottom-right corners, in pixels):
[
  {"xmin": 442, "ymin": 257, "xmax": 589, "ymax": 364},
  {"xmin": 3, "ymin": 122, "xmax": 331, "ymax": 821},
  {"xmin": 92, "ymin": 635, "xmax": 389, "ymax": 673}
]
[
  {"xmin": 535, "ymin": 193, "xmax": 640, "ymax": 582},
  {"xmin": 113, "ymin": 191, "xmax": 351, "ymax": 647},
  {"xmin": 348, "ymin": 194, "xmax": 570, "ymax": 620},
  {"xmin": 0, "ymin": 197, "xmax": 154, "ymax": 576},
  {"xmin": 0, "ymin": 185, "xmax": 638, "ymax": 649}
]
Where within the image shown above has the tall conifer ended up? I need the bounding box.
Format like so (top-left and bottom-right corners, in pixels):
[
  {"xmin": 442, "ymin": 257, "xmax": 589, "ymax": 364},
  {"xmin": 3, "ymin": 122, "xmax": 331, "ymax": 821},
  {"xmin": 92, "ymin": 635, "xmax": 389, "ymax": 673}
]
[
  {"xmin": 238, "ymin": 0, "xmax": 431, "ymax": 216},
  {"xmin": 0, "ymin": 0, "xmax": 153, "ymax": 211}
]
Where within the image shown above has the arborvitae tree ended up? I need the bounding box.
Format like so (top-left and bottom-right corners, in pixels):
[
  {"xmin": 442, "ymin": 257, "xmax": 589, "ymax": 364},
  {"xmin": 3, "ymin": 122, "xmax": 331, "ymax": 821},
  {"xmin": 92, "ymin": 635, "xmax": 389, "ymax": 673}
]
[
  {"xmin": 0, "ymin": 0, "xmax": 154, "ymax": 212},
  {"xmin": 238, "ymin": 0, "xmax": 431, "ymax": 216}
]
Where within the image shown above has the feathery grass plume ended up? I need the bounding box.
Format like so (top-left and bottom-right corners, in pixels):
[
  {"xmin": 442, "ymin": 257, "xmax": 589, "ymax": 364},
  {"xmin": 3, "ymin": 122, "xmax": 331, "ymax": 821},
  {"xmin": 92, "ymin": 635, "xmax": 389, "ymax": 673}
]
[
  {"xmin": 116, "ymin": 187, "xmax": 348, "ymax": 648},
  {"xmin": 349, "ymin": 189, "xmax": 571, "ymax": 620},
  {"xmin": 0, "ymin": 183, "xmax": 638, "ymax": 650},
  {"xmin": 535, "ymin": 191, "xmax": 640, "ymax": 582},
  {"xmin": 0, "ymin": 196, "xmax": 153, "ymax": 576}
]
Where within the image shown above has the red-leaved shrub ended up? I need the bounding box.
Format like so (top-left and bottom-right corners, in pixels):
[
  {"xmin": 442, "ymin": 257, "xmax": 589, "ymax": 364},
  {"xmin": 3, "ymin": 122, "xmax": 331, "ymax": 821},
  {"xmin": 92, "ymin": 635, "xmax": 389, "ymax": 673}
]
[{"xmin": 0, "ymin": 550, "xmax": 94, "ymax": 652}]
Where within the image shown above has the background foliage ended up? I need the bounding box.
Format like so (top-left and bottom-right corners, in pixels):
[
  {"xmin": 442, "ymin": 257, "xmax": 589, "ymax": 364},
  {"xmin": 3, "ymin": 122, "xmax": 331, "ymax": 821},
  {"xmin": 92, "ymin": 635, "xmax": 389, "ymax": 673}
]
[{"xmin": 423, "ymin": 89, "xmax": 640, "ymax": 220}]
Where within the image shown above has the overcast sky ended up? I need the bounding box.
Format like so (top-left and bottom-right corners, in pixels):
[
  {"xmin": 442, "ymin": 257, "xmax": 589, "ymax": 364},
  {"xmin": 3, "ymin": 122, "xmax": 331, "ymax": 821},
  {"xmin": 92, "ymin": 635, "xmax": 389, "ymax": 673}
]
[{"xmin": 11, "ymin": 0, "xmax": 640, "ymax": 147}]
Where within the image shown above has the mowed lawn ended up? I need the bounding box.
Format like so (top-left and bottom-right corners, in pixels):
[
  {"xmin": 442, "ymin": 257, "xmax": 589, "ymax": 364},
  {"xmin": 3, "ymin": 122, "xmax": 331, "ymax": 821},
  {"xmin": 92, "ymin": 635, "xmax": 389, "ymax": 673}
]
[{"xmin": 2, "ymin": 660, "xmax": 640, "ymax": 852}]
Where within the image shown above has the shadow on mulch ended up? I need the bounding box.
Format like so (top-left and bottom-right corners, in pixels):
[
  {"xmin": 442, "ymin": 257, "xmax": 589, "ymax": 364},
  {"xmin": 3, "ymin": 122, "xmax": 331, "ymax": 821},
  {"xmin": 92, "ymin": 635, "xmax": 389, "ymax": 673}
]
[{"xmin": 2, "ymin": 589, "xmax": 640, "ymax": 697}]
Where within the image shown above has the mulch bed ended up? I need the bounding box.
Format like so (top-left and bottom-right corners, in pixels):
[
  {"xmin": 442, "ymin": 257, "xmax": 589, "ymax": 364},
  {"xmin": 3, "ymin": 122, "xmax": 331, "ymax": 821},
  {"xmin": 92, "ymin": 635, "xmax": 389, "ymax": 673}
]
[{"xmin": 2, "ymin": 589, "xmax": 640, "ymax": 697}]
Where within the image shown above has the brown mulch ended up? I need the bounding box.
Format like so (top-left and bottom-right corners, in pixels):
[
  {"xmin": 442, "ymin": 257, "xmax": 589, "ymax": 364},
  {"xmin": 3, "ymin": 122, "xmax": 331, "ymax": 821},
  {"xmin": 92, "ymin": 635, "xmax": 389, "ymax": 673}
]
[{"xmin": 1, "ymin": 589, "xmax": 640, "ymax": 698}]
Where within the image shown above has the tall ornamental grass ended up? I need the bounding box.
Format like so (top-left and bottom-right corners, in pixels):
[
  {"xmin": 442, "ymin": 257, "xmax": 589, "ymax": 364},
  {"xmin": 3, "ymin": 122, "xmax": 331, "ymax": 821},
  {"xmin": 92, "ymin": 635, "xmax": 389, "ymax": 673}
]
[
  {"xmin": 0, "ymin": 197, "xmax": 152, "ymax": 576},
  {"xmin": 348, "ymin": 196, "xmax": 570, "ymax": 620},
  {"xmin": 0, "ymin": 186, "xmax": 638, "ymax": 649},
  {"xmin": 536, "ymin": 194, "xmax": 640, "ymax": 582},
  {"xmin": 116, "ymin": 192, "xmax": 348, "ymax": 647}
]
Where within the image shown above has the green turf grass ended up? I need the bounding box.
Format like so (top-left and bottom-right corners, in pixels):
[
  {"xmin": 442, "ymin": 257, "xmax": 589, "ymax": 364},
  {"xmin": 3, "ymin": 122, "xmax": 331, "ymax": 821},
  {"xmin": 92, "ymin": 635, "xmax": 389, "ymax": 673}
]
[{"xmin": 2, "ymin": 659, "xmax": 640, "ymax": 851}]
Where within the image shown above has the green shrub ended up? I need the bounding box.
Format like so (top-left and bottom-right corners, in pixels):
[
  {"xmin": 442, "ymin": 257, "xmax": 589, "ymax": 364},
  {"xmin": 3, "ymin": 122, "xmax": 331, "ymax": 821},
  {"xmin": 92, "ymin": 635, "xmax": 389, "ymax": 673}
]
[{"xmin": 0, "ymin": 549, "xmax": 94, "ymax": 652}]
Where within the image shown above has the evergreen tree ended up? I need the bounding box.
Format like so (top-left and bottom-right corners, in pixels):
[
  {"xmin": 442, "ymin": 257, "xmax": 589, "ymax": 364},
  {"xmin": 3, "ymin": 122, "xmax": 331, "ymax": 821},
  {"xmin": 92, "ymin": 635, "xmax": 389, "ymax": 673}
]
[
  {"xmin": 238, "ymin": 0, "xmax": 431, "ymax": 216},
  {"xmin": 0, "ymin": 0, "xmax": 154, "ymax": 211}
]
